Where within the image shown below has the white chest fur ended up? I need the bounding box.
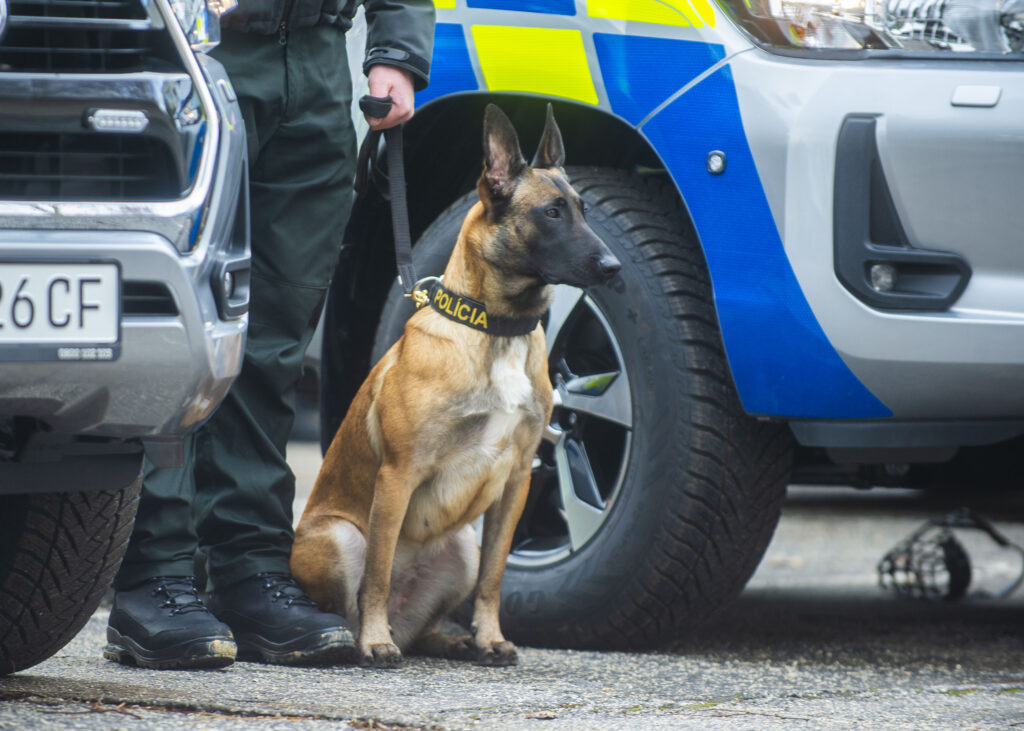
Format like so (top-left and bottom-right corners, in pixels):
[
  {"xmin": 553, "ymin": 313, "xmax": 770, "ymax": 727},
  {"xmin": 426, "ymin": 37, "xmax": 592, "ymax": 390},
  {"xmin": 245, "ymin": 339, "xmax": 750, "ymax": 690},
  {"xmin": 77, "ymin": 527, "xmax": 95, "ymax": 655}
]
[
  {"xmin": 474, "ymin": 337, "xmax": 535, "ymax": 461},
  {"xmin": 488, "ymin": 337, "xmax": 533, "ymax": 415},
  {"xmin": 403, "ymin": 338, "xmax": 539, "ymax": 541}
]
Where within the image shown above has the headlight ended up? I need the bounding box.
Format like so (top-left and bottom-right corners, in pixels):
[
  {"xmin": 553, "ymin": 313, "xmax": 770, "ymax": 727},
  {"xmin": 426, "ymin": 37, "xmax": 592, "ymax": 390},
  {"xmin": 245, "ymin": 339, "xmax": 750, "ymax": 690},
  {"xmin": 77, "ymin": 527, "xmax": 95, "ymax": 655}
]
[
  {"xmin": 719, "ymin": 0, "xmax": 1024, "ymax": 55},
  {"xmin": 170, "ymin": 0, "xmax": 238, "ymax": 53}
]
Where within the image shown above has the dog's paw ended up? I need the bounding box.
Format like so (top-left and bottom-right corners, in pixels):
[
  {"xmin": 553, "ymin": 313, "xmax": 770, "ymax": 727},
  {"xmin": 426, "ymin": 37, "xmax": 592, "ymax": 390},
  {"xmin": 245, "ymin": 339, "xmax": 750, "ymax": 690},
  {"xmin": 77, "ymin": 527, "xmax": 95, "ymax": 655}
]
[
  {"xmin": 361, "ymin": 642, "xmax": 404, "ymax": 669},
  {"xmin": 476, "ymin": 640, "xmax": 518, "ymax": 667}
]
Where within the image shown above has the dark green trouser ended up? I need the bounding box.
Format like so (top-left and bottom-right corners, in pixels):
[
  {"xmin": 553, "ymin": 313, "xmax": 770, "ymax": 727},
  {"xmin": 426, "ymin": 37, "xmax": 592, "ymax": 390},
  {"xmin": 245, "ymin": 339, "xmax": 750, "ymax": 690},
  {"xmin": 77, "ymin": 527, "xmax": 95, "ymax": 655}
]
[{"xmin": 115, "ymin": 26, "xmax": 357, "ymax": 591}]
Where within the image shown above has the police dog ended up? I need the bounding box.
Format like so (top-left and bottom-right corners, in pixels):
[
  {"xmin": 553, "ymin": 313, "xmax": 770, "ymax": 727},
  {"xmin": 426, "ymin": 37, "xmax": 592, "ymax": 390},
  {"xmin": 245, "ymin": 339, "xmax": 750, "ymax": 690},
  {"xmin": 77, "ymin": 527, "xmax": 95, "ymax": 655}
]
[{"xmin": 291, "ymin": 104, "xmax": 620, "ymax": 668}]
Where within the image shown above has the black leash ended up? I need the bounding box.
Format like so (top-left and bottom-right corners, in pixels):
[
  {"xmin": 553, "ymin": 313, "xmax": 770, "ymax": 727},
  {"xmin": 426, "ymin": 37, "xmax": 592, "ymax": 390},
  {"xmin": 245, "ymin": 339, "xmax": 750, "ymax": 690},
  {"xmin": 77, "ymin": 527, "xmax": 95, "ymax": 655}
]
[{"xmin": 357, "ymin": 94, "xmax": 417, "ymax": 299}]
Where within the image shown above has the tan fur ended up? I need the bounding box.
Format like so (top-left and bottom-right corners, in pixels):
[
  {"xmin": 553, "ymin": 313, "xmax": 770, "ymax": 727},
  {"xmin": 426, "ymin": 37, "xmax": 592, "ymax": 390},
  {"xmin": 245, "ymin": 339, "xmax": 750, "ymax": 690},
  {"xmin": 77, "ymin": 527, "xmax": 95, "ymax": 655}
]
[
  {"xmin": 292, "ymin": 199, "xmax": 553, "ymax": 667},
  {"xmin": 293, "ymin": 104, "xmax": 618, "ymax": 668}
]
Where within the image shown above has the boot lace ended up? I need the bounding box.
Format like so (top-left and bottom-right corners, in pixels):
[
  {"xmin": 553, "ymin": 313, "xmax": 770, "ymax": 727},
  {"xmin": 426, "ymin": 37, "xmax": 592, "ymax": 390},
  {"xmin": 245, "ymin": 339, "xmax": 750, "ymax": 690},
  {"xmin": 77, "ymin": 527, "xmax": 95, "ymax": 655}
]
[
  {"xmin": 255, "ymin": 572, "xmax": 317, "ymax": 608},
  {"xmin": 149, "ymin": 576, "xmax": 208, "ymax": 616}
]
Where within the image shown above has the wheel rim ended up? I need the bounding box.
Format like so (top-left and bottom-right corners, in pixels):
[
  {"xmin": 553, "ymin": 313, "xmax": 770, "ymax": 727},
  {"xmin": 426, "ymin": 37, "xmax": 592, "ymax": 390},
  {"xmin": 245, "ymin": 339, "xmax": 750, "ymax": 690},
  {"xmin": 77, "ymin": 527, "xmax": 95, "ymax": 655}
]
[{"xmin": 507, "ymin": 285, "xmax": 633, "ymax": 569}]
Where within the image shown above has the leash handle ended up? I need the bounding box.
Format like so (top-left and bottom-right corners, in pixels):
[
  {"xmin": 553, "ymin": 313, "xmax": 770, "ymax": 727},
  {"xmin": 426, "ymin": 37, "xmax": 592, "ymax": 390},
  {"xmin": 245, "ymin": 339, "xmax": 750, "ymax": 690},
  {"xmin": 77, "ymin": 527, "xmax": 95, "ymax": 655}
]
[
  {"xmin": 358, "ymin": 94, "xmax": 393, "ymax": 119},
  {"xmin": 356, "ymin": 94, "xmax": 416, "ymax": 296}
]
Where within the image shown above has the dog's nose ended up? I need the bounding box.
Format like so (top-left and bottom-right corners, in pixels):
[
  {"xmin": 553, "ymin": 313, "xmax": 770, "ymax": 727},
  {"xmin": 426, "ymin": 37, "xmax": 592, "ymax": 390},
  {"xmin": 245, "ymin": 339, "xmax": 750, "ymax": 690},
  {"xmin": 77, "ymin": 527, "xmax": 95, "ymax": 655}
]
[{"xmin": 598, "ymin": 254, "xmax": 621, "ymax": 278}]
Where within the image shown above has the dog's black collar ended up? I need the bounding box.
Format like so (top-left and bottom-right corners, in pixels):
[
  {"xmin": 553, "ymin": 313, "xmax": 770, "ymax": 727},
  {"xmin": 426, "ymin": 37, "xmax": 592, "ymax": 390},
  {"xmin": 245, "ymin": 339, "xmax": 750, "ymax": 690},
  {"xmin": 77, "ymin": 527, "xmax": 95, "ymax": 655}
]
[{"xmin": 425, "ymin": 281, "xmax": 540, "ymax": 336}]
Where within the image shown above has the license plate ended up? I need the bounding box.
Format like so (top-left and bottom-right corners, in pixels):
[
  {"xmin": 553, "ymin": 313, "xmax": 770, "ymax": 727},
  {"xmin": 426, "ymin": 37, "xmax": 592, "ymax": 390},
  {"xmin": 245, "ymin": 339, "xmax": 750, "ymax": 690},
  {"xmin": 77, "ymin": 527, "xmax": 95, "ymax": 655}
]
[{"xmin": 0, "ymin": 263, "xmax": 120, "ymax": 361}]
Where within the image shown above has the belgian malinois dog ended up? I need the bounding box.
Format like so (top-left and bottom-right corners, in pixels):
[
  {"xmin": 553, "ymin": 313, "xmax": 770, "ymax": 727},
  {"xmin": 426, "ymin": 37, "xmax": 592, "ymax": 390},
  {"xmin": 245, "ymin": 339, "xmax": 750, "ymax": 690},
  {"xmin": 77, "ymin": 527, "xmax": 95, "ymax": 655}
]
[{"xmin": 291, "ymin": 104, "xmax": 621, "ymax": 668}]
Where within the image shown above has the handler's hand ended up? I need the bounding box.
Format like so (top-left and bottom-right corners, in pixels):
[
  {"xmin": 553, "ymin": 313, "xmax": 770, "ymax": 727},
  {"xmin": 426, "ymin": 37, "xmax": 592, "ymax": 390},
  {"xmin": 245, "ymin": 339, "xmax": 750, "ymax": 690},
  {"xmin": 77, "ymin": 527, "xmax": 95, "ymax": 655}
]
[{"xmin": 366, "ymin": 65, "xmax": 416, "ymax": 130}]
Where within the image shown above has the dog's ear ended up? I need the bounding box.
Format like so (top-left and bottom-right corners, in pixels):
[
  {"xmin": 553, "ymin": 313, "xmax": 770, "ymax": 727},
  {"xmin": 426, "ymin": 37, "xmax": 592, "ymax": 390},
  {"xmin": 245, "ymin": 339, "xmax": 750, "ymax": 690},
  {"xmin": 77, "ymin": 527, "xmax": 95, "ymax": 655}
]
[
  {"xmin": 531, "ymin": 103, "xmax": 565, "ymax": 170},
  {"xmin": 482, "ymin": 104, "xmax": 527, "ymax": 199}
]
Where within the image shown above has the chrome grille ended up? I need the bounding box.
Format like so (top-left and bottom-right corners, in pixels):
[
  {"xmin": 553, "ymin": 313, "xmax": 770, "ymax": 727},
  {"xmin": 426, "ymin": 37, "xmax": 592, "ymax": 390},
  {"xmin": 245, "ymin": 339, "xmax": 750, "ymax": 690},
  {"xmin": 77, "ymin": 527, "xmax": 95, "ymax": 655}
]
[
  {"xmin": 0, "ymin": 133, "xmax": 182, "ymax": 201},
  {"xmin": 0, "ymin": 0, "xmax": 182, "ymax": 72},
  {"xmin": 11, "ymin": 0, "xmax": 148, "ymax": 21}
]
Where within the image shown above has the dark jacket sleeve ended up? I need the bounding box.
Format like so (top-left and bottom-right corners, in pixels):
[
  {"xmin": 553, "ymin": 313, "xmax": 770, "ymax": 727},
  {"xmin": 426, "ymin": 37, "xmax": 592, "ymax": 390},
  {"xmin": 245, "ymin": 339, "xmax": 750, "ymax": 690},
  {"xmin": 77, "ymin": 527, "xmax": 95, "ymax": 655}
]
[{"xmin": 362, "ymin": 0, "xmax": 435, "ymax": 91}]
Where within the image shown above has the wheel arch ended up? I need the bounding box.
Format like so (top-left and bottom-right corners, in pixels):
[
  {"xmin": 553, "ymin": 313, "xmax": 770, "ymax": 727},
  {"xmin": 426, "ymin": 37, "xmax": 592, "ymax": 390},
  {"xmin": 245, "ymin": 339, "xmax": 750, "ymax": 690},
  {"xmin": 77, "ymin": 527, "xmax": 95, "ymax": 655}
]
[{"xmin": 397, "ymin": 93, "xmax": 671, "ymax": 248}]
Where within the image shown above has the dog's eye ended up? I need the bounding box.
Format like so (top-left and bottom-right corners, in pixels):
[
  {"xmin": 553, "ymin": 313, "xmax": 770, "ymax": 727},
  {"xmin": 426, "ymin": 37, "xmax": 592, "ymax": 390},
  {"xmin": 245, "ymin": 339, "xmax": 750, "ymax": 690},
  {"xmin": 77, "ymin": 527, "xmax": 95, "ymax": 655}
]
[{"xmin": 545, "ymin": 208, "xmax": 560, "ymax": 219}]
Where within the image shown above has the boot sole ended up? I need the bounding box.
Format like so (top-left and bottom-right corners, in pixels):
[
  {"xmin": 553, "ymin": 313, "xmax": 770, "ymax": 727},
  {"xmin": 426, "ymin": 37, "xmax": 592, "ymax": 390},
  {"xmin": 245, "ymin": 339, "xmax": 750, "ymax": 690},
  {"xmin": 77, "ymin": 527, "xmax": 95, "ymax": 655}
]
[
  {"xmin": 104, "ymin": 628, "xmax": 236, "ymax": 670},
  {"xmin": 235, "ymin": 627, "xmax": 356, "ymax": 666}
]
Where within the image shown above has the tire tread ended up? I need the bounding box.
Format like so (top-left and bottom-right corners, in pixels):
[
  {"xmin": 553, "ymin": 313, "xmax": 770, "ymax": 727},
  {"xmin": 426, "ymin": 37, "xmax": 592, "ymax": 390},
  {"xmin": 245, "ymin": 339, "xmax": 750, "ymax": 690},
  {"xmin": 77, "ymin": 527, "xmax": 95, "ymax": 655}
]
[
  {"xmin": 506, "ymin": 168, "xmax": 792, "ymax": 649},
  {"xmin": 0, "ymin": 479, "xmax": 141, "ymax": 674}
]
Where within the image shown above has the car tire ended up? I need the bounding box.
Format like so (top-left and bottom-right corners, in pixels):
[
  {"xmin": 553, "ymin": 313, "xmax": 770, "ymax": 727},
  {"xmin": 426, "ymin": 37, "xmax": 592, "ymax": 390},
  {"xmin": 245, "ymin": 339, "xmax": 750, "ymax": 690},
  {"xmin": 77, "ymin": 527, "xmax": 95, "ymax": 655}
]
[
  {"xmin": 372, "ymin": 167, "xmax": 793, "ymax": 649},
  {"xmin": 0, "ymin": 479, "xmax": 141, "ymax": 674}
]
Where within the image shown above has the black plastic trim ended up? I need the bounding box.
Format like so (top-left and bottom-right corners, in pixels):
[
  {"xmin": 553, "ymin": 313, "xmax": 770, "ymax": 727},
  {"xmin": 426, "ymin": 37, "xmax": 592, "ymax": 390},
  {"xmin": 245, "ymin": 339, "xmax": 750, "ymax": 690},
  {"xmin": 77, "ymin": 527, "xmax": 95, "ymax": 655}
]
[
  {"xmin": 833, "ymin": 115, "xmax": 971, "ymax": 311},
  {"xmin": 122, "ymin": 281, "xmax": 178, "ymax": 316},
  {"xmin": 790, "ymin": 419, "xmax": 1024, "ymax": 448},
  {"xmin": 0, "ymin": 433, "xmax": 143, "ymax": 495},
  {"xmin": 211, "ymin": 258, "xmax": 250, "ymax": 320},
  {"xmin": 211, "ymin": 165, "xmax": 251, "ymax": 320}
]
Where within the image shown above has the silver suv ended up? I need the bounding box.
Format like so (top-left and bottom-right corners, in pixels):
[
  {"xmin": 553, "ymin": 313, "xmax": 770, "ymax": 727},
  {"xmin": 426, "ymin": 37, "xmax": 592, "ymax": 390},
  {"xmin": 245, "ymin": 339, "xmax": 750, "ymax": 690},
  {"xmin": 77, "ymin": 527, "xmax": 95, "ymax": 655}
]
[{"xmin": 0, "ymin": 0, "xmax": 247, "ymax": 673}]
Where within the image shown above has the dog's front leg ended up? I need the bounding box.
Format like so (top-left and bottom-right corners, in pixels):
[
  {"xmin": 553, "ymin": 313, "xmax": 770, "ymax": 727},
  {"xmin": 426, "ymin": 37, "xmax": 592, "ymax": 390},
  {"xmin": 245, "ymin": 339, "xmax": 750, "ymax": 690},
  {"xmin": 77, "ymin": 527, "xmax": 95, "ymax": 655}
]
[
  {"xmin": 473, "ymin": 467, "xmax": 531, "ymax": 667},
  {"xmin": 358, "ymin": 462, "xmax": 413, "ymax": 668}
]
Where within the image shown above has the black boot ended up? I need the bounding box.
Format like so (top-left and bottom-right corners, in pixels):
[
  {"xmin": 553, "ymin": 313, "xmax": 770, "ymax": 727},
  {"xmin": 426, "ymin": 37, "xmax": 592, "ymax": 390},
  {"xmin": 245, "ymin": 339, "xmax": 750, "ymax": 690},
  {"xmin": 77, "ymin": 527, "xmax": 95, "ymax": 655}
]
[
  {"xmin": 205, "ymin": 572, "xmax": 355, "ymax": 666},
  {"xmin": 104, "ymin": 576, "xmax": 236, "ymax": 670}
]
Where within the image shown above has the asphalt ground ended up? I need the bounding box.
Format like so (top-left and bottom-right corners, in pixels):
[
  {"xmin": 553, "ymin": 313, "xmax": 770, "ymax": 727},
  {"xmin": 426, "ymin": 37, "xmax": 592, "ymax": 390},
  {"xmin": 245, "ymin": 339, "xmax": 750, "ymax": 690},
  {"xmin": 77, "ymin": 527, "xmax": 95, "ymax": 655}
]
[{"xmin": 1, "ymin": 441, "xmax": 1022, "ymax": 730}]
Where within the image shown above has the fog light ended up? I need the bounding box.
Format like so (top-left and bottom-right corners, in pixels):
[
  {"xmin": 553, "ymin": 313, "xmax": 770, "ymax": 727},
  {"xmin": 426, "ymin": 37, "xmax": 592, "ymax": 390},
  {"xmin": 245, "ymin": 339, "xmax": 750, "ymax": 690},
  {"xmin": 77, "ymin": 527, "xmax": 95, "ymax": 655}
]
[
  {"xmin": 870, "ymin": 263, "xmax": 897, "ymax": 293},
  {"xmin": 706, "ymin": 150, "xmax": 726, "ymax": 175}
]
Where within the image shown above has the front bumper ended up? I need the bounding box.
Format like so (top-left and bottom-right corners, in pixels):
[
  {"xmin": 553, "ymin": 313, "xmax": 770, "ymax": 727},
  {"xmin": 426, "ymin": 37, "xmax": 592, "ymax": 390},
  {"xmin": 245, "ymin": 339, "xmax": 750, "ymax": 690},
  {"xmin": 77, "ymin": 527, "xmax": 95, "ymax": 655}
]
[
  {"xmin": 660, "ymin": 39, "xmax": 1024, "ymax": 421},
  {"xmin": 0, "ymin": 230, "xmax": 245, "ymax": 438},
  {"xmin": 733, "ymin": 53, "xmax": 1024, "ymax": 420}
]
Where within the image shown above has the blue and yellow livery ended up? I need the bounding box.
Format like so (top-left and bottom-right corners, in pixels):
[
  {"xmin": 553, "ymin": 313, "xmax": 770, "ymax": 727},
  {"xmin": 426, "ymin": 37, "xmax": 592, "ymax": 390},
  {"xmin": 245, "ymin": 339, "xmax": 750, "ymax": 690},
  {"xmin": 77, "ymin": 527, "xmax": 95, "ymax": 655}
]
[{"xmin": 329, "ymin": 0, "xmax": 1024, "ymax": 648}]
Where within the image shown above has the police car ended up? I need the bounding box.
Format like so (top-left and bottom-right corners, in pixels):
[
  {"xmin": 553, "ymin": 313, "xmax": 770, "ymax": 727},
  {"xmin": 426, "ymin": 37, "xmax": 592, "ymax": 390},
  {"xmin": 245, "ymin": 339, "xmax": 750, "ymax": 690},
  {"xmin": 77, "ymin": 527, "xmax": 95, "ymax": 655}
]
[{"xmin": 324, "ymin": 2, "xmax": 1024, "ymax": 649}]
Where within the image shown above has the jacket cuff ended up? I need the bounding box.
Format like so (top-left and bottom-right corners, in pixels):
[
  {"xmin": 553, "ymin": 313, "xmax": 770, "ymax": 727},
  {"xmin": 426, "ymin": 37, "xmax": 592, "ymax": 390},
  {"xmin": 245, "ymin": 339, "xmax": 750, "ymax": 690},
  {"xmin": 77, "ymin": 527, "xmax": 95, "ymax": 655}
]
[{"xmin": 363, "ymin": 47, "xmax": 430, "ymax": 92}]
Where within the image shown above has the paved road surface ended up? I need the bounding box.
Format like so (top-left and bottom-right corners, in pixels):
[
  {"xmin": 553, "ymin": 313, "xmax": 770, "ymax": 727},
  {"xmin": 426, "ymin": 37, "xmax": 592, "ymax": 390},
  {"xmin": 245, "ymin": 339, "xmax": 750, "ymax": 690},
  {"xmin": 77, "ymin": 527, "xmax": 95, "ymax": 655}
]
[{"xmin": 1, "ymin": 442, "xmax": 1021, "ymax": 729}]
